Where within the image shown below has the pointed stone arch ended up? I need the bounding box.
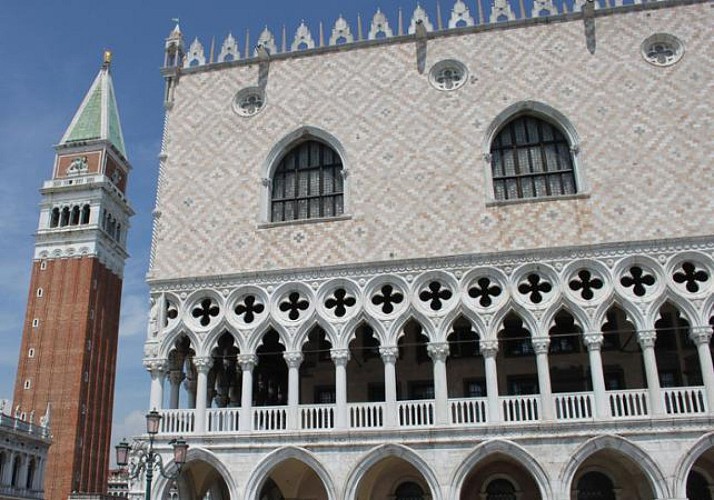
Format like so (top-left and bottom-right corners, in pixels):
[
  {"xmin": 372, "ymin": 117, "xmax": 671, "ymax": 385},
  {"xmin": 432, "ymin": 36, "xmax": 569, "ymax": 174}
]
[
  {"xmin": 243, "ymin": 446, "xmax": 338, "ymax": 500},
  {"xmin": 389, "ymin": 310, "xmax": 435, "ymax": 345},
  {"xmin": 293, "ymin": 316, "xmax": 338, "ymax": 352},
  {"xmin": 154, "ymin": 447, "xmax": 238, "ymax": 500},
  {"xmin": 344, "ymin": 443, "xmax": 443, "ymax": 500},
  {"xmin": 540, "ymin": 301, "xmax": 591, "ymax": 335},
  {"xmin": 159, "ymin": 328, "xmax": 201, "ymax": 360},
  {"xmin": 446, "ymin": 307, "xmax": 488, "ymax": 342},
  {"xmin": 340, "ymin": 314, "xmax": 387, "ymax": 350},
  {"xmin": 200, "ymin": 320, "xmax": 247, "ymax": 358},
  {"xmin": 488, "ymin": 303, "xmax": 538, "ymax": 341},
  {"xmin": 647, "ymin": 291, "xmax": 700, "ymax": 333},
  {"xmin": 558, "ymin": 434, "xmax": 669, "ymax": 499},
  {"xmin": 673, "ymin": 432, "xmax": 714, "ymax": 498},
  {"xmin": 448, "ymin": 439, "xmax": 552, "ymax": 500},
  {"xmin": 248, "ymin": 321, "xmax": 289, "ymax": 354},
  {"xmin": 593, "ymin": 295, "xmax": 645, "ymax": 332}
]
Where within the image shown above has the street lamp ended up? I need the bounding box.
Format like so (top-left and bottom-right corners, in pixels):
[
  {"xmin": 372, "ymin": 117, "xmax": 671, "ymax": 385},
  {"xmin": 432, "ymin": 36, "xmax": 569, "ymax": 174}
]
[{"xmin": 115, "ymin": 410, "xmax": 189, "ymax": 500}]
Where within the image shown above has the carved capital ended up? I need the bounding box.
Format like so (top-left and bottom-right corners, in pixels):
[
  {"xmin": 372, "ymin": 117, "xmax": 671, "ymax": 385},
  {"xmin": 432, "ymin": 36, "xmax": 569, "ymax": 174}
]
[
  {"xmin": 168, "ymin": 370, "xmax": 185, "ymax": 385},
  {"xmin": 261, "ymin": 177, "xmax": 271, "ymax": 187},
  {"xmin": 583, "ymin": 333, "xmax": 604, "ymax": 350},
  {"xmin": 690, "ymin": 326, "xmax": 713, "ymax": 346},
  {"xmin": 237, "ymin": 354, "xmax": 258, "ymax": 371},
  {"xmin": 531, "ymin": 337, "xmax": 550, "ymax": 355},
  {"xmin": 330, "ymin": 349, "xmax": 351, "ymax": 366},
  {"xmin": 482, "ymin": 152, "xmax": 492, "ymax": 164},
  {"xmin": 193, "ymin": 357, "xmax": 214, "ymax": 373},
  {"xmin": 143, "ymin": 359, "xmax": 168, "ymax": 375},
  {"xmin": 480, "ymin": 339, "xmax": 499, "ymax": 358},
  {"xmin": 283, "ymin": 351, "xmax": 304, "ymax": 368},
  {"xmin": 570, "ymin": 143, "xmax": 581, "ymax": 155},
  {"xmin": 379, "ymin": 346, "xmax": 399, "ymax": 364},
  {"xmin": 637, "ymin": 331, "xmax": 657, "ymax": 349},
  {"xmin": 427, "ymin": 342, "xmax": 450, "ymax": 362}
]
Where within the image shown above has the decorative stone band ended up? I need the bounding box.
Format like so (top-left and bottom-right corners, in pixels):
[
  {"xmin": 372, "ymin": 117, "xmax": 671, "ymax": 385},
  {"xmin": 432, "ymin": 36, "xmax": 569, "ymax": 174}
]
[
  {"xmin": 192, "ymin": 356, "xmax": 214, "ymax": 373},
  {"xmin": 143, "ymin": 359, "xmax": 168, "ymax": 375},
  {"xmin": 34, "ymin": 238, "xmax": 128, "ymax": 277},
  {"xmin": 283, "ymin": 351, "xmax": 304, "ymax": 368},
  {"xmin": 237, "ymin": 354, "xmax": 258, "ymax": 371},
  {"xmin": 583, "ymin": 333, "xmax": 604, "ymax": 349}
]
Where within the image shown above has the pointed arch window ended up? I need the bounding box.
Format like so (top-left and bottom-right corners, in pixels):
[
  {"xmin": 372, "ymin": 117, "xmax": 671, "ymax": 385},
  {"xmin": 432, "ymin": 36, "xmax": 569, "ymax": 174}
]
[
  {"xmin": 490, "ymin": 114, "xmax": 576, "ymax": 201},
  {"xmin": 270, "ymin": 140, "xmax": 344, "ymax": 222}
]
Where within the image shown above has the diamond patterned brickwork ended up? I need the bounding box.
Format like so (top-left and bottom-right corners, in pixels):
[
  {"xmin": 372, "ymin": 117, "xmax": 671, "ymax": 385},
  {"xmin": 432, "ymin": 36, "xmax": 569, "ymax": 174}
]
[{"xmin": 152, "ymin": 3, "xmax": 713, "ymax": 280}]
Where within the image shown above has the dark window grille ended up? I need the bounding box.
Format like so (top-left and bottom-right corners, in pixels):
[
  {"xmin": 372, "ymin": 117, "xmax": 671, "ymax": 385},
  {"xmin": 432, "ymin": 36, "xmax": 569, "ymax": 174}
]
[
  {"xmin": 395, "ymin": 481, "xmax": 425, "ymax": 500},
  {"xmin": 576, "ymin": 471, "xmax": 616, "ymax": 500},
  {"xmin": 271, "ymin": 140, "xmax": 344, "ymax": 222},
  {"xmin": 491, "ymin": 115, "xmax": 576, "ymax": 201},
  {"xmin": 486, "ymin": 478, "xmax": 517, "ymax": 500}
]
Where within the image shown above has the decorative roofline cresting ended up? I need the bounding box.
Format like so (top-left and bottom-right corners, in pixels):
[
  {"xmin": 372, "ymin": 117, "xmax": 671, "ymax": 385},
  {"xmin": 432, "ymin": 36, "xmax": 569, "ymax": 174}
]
[{"xmin": 161, "ymin": 0, "xmax": 694, "ymax": 72}]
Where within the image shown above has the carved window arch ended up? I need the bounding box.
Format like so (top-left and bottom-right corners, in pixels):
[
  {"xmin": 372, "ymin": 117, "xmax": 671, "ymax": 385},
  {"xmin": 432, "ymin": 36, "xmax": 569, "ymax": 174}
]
[
  {"xmin": 270, "ymin": 139, "xmax": 344, "ymax": 222},
  {"xmin": 490, "ymin": 114, "xmax": 577, "ymax": 201}
]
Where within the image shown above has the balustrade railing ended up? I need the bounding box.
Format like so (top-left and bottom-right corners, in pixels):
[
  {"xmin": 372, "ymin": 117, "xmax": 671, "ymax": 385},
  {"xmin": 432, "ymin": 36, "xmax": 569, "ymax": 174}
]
[
  {"xmin": 609, "ymin": 389, "xmax": 649, "ymax": 418},
  {"xmin": 253, "ymin": 406, "xmax": 287, "ymax": 431},
  {"xmin": 398, "ymin": 400, "xmax": 434, "ymax": 427},
  {"xmin": 554, "ymin": 392, "xmax": 594, "ymax": 421},
  {"xmin": 349, "ymin": 402, "xmax": 385, "ymax": 429},
  {"xmin": 450, "ymin": 397, "xmax": 488, "ymax": 425},
  {"xmin": 156, "ymin": 385, "xmax": 711, "ymax": 435},
  {"xmin": 501, "ymin": 395, "xmax": 540, "ymax": 422},
  {"xmin": 663, "ymin": 386, "xmax": 707, "ymax": 415},
  {"xmin": 160, "ymin": 409, "xmax": 195, "ymax": 434},
  {"xmin": 207, "ymin": 408, "xmax": 240, "ymax": 433},
  {"xmin": 300, "ymin": 404, "xmax": 335, "ymax": 430}
]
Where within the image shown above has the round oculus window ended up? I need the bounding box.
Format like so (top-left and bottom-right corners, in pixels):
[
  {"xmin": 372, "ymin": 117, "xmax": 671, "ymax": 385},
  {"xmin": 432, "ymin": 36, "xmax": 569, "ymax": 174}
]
[
  {"xmin": 233, "ymin": 87, "xmax": 266, "ymax": 117},
  {"xmin": 641, "ymin": 33, "xmax": 684, "ymax": 67},
  {"xmin": 429, "ymin": 60, "xmax": 468, "ymax": 91}
]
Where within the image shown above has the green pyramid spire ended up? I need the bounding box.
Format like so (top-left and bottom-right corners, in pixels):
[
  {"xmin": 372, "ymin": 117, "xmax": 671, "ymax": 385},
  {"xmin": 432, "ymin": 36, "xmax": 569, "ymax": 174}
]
[{"xmin": 59, "ymin": 53, "xmax": 127, "ymax": 158}]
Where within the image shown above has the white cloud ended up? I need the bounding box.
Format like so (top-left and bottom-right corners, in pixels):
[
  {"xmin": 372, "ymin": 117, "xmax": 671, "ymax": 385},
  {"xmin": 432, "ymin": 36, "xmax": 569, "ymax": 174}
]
[
  {"xmin": 119, "ymin": 291, "xmax": 149, "ymax": 338},
  {"xmin": 109, "ymin": 409, "xmax": 147, "ymax": 467}
]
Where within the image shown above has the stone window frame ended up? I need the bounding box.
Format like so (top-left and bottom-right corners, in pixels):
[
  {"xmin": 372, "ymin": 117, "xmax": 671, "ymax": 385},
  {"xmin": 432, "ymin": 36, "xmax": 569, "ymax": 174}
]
[
  {"xmin": 258, "ymin": 126, "xmax": 351, "ymax": 227},
  {"xmin": 641, "ymin": 33, "xmax": 685, "ymax": 68},
  {"xmin": 482, "ymin": 101, "xmax": 589, "ymax": 206}
]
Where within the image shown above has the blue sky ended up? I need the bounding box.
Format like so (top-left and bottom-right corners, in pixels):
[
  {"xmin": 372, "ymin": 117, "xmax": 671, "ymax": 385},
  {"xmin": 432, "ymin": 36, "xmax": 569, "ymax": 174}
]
[{"xmin": 0, "ymin": 0, "xmax": 447, "ymax": 462}]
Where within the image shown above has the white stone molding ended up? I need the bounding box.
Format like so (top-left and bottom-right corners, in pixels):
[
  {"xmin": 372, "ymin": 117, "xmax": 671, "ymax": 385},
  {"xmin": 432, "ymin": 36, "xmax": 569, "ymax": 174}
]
[
  {"xmin": 217, "ymin": 33, "xmax": 239, "ymax": 63},
  {"xmin": 532, "ymin": 0, "xmax": 559, "ymax": 17},
  {"xmin": 408, "ymin": 5, "xmax": 434, "ymax": 34},
  {"xmin": 411, "ymin": 270, "xmax": 460, "ymax": 318},
  {"xmin": 330, "ymin": 348, "xmax": 351, "ymax": 366},
  {"xmin": 447, "ymin": 439, "xmax": 554, "ymax": 500},
  {"xmin": 184, "ymin": 37, "xmax": 206, "ymax": 68},
  {"xmin": 448, "ymin": 0, "xmax": 475, "ymax": 28},
  {"xmin": 665, "ymin": 251, "xmax": 714, "ymax": 300},
  {"xmin": 461, "ymin": 267, "xmax": 509, "ymax": 313},
  {"xmin": 184, "ymin": 289, "xmax": 225, "ymax": 332},
  {"xmin": 427, "ymin": 342, "xmax": 450, "ymax": 362},
  {"xmin": 490, "ymin": 0, "xmax": 517, "ymax": 23},
  {"xmin": 612, "ymin": 255, "xmax": 664, "ymax": 303},
  {"xmin": 192, "ymin": 356, "xmax": 214, "ymax": 373},
  {"xmin": 480, "ymin": 339, "xmax": 499, "ymax": 358},
  {"xmin": 363, "ymin": 274, "xmax": 411, "ymax": 322},
  {"xmin": 510, "ymin": 263, "xmax": 561, "ymax": 311},
  {"xmin": 672, "ymin": 432, "xmax": 714, "ymax": 499},
  {"xmin": 368, "ymin": 9, "xmax": 394, "ymax": 40},
  {"xmin": 291, "ymin": 22, "xmax": 315, "ymax": 51},
  {"xmin": 317, "ymin": 278, "xmax": 362, "ymax": 323},
  {"xmin": 153, "ymin": 447, "xmax": 239, "ymax": 500},
  {"xmin": 379, "ymin": 346, "xmax": 399, "ymax": 365},
  {"xmin": 557, "ymin": 434, "xmax": 671, "ymax": 500},
  {"xmin": 256, "ymin": 27, "xmax": 277, "ymax": 56},
  {"xmin": 283, "ymin": 351, "xmax": 304, "ymax": 369},
  {"xmin": 329, "ymin": 16, "xmax": 354, "ymax": 45},
  {"xmin": 226, "ymin": 285, "xmax": 270, "ymax": 330}
]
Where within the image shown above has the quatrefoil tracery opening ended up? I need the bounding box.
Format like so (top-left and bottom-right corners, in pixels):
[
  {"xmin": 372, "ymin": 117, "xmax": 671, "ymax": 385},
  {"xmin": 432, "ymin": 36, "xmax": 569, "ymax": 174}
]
[
  {"xmin": 517, "ymin": 274, "xmax": 552, "ymax": 304},
  {"xmin": 620, "ymin": 266, "xmax": 656, "ymax": 297},
  {"xmin": 325, "ymin": 288, "xmax": 357, "ymax": 318},
  {"xmin": 419, "ymin": 281, "xmax": 453, "ymax": 311},
  {"xmin": 192, "ymin": 298, "xmax": 220, "ymax": 327},
  {"xmin": 673, "ymin": 261, "xmax": 709, "ymax": 293},
  {"xmin": 165, "ymin": 301, "xmax": 178, "ymax": 326},
  {"xmin": 279, "ymin": 292, "xmax": 310, "ymax": 321},
  {"xmin": 568, "ymin": 269, "xmax": 604, "ymax": 301},
  {"xmin": 468, "ymin": 277, "xmax": 502, "ymax": 307},
  {"xmin": 371, "ymin": 284, "xmax": 404, "ymax": 314},
  {"xmin": 234, "ymin": 295, "xmax": 265, "ymax": 324}
]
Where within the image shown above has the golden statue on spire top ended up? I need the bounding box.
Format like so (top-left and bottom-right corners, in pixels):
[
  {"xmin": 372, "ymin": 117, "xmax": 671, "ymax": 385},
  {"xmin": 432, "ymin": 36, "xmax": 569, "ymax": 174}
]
[{"xmin": 103, "ymin": 49, "xmax": 112, "ymax": 67}]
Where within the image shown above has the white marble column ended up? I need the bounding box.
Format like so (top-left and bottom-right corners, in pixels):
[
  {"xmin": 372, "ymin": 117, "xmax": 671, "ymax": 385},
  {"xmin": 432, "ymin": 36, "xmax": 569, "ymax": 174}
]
[
  {"xmin": 17, "ymin": 455, "xmax": 28, "ymax": 490},
  {"xmin": 32, "ymin": 457, "xmax": 43, "ymax": 491},
  {"xmin": 638, "ymin": 331, "xmax": 664, "ymax": 415},
  {"xmin": 1, "ymin": 451, "xmax": 15, "ymax": 485},
  {"xmin": 168, "ymin": 370, "xmax": 185, "ymax": 409},
  {"xmin": 194, "ymin": 357, "xmax": 214, "ymax": 432},
  {"xmin": 238, "ymin": 354, "xmax": 257, "ymax": 431},
  {"xmin": 284, "ymin": 352, "xmax": 304, "ymax": 430},
  {"xmin": 532, "ymin": 337, "xmax": 555, "ymax": 421},
  {"xmin": 584, "ymin": 333, "xmax": 609, "ymax": 419},
  {"xmin": 427, "ymin": 342, "xmax": 450, "ymax": 425},
  {"xmin": 690, "ymin": 326, "xmax": 714, "ymax": 412},
  {"xmin": 380, "ymin": 346, "xmax": 399, "ymax": 428},
  {"xmin": 480, "ymin": 340, "xmax": 501, "ymax": 423},
  {"xmin": 145, "ymin": 360, "xmax": 167, "ymax": 411},
  {"xmin": 331, "ymin": 349, "xmax": 351, "ymax": 430}
]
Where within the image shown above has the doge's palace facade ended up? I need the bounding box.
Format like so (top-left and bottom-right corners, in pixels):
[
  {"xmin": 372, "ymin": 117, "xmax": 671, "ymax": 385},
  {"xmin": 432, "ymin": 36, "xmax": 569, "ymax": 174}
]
[{"xmin": 137, "ymin": 1, "xmax": 714, "ymax": 498}]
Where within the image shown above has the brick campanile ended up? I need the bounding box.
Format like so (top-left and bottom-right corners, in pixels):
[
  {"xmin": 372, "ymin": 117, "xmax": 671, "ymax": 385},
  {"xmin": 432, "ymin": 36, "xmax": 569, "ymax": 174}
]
[{"xmin": 12, "ymin": 51, "xmax": 133, "ymax": 500}]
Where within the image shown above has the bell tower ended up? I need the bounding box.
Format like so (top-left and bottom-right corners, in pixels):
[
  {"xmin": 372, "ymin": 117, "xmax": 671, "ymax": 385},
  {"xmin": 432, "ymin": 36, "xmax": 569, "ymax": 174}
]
[{"xmin": 12, "ymin": 51, "xmax": 133, "ymax": 500}]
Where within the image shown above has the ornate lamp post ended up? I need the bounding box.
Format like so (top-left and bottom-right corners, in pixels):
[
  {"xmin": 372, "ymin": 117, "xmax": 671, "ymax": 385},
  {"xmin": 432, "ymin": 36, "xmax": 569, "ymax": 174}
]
[{"xmin": 115, "ymin": 410, "xmax": 189, "ymax": 500}]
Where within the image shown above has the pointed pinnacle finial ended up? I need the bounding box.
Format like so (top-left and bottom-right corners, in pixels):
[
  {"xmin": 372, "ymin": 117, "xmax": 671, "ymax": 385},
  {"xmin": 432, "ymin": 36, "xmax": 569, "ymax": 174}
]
[{"xmin": 103, "ymin": 49, "xmax": 112, "ymax": 68}]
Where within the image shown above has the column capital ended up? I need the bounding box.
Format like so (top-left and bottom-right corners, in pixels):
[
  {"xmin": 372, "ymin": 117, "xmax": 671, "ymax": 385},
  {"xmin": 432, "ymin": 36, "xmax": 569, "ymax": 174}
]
[
  {"xmin": 480, "ymin": 339, "xmax": 499, "ymax": 358},
  {"xmin": 638, "ymin": 330, "xmax": 657, "ymax": 349},
  {"xmin": 379, "ymin": 346, "xmax": 399, "ymax": 364},
  {"xmin": 330, "ymin": 349, "xmax": 351, "ymax": 366},
  {"xmin": 283, "ymin": 351, "xmax": 304, "ymax": 368},
  {"xmin": 532, "ymin": 337, "xmax": 550, "ymax": 355},
  {"xmin": 143, "ymin": 358, "xmax": 168, "ymax": 374},
  {"xmin": 690, "ymin": 326, "xmax": 713, "ymax": 346},
  {"xmin": 583, "ymin": 333, "xmax": 604, "ymax": 350},
  {"xmin": 427, "ymin": 342, "xmax": 450, "ymax": 362},
  {"xmin": 168, "ymin": 370, "xmax": 185, "ymax": 385},
  {"xmin": 193, "ymin": 356, "xmax": 214, "ymax": 373},
  {"xmin": 237, "ymin": 353, "xmax": 258, "ymax": 370}
]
